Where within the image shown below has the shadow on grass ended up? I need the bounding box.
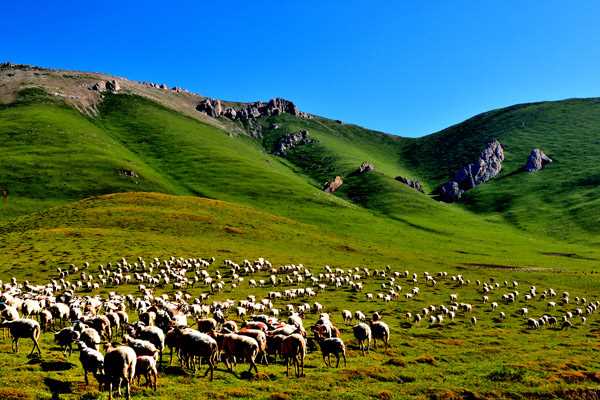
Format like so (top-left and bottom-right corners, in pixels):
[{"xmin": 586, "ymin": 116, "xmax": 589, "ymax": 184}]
[{"xmin": 44, "ymin": 377, "xmax": 72, "ymax": 400}]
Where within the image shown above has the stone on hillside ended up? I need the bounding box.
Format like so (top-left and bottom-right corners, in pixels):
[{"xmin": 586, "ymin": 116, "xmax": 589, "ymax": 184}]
[
  {"xmin": 196, "ymin": 96, "xmax": 310, "ymax": 121},
  {"xmin": 106, "ymin": 80, "xmax": 120, "ymax": 93},
  {"xmin": 274, "ymin": 130, "xmax": 314, "ymax": 155},
  {"xmin": 324, "ymin": 176, "xmax": 343, "ymax": 193},
  {"xmin": 437, "ymin": 139, "xmax": 504, "ymax": 202},
  {"xmin": 439, "ymin": 181, "xmax": 464, "ymax": 202},
  {"xmin": 524, "ymin": 148, "xmax": 552, "ymax": 172},
  {"xmin": 358, "ymin": 162, "xmax": 375, "ymax": 174},
  {"xmin": 91, "ymin": 81, "xmax": 106, "ymax": 92},
  {"xmin": 196, "ymin": 98, "xmax": 222, "ymax": 118},
  {"xmin": 395, "ymin": 176, "xmax": 424, "ymax": 193}
]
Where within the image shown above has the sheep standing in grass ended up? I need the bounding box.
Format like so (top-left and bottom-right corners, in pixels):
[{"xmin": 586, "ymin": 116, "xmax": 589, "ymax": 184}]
[
  {"xmin": 316, "ymin": 336, "xmax": 347, "ymax": 367},
  {"xmin": 342, "ymin": 310, "xmax": 352, "ymax": 325},
  {"xmin": 55, "ymin": 327, "xmax": 80, "ymax": 357},
  {"xmin": 352, "ymin": 322, "xmax": 371, "ymax": 355},
  {"xmin": 280, "ymin": 333, "xmax": 306, "ymax": 377},
  {"xmin": 1, "ymin": 319, "xmax": 41, "ymax": 356},
  {"xmin": 102, "ymin": 344, "xmax": 137, "ymax": 400},
  {"xmin": 135, "ymin": 355, "xmax": 158, "ymax": 391},
  {"xmin": 370, "ymin": 320, "xmax": 390, "ymax": 349},
  {"xmin": 217, "ymin": 333, "xmax": 260, "ymax": 374},
  {"xmin": 78, "ymin": 340, "xmax": 104, "ymax": 388}
]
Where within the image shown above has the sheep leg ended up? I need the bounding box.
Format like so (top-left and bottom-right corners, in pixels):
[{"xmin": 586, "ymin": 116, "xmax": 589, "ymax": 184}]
[
  {"xmin": 32, "ymin": 337, "xmax": 41, "ymax": 356},
  {"xmin": 343, "ymin": 351, "xmax": 347, "ymax": 367},
  {"xmin": 125, "ymin": 378, "xmax": 131, "ymax": 400},
  {"xmin": 108, "ymin": 382, "xmax": 113, "ymax": 400},
  {"xmin": 285, "ymin": 357, "xmax": 290, "ymax": 377},
  {"xmin": 335, "ymin": 354, "xmax": 340, "ymax": 368}
]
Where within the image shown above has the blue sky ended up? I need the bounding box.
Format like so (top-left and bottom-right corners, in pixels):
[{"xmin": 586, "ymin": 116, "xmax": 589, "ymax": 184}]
[{"xmin": 2, "ymin": 1, "xmax": 600, "ymax": 137}]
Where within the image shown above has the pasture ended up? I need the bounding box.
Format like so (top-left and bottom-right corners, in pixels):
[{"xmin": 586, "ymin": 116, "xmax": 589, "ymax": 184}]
[{"xmin": 1, "ymin": 255, "xmax": 600, "ymax": 400}]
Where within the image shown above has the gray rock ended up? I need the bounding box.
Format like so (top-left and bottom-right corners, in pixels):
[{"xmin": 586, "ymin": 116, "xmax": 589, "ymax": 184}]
[
  {"xmin": 439, "ymin": 181, "xmax": 464, "ymax": 202},
  {"xmin": 105, "ymin": 80, "xmax": 120, "ymax": 93},
  {"xmin": 196, "ymin": 98, "xmax": 222, "ymax": 118},
  {"xmin": 395, "ymin": 176, "xmax": 424, "ymax": 193},
  {"xmin": 91, "ymin": 81, "xmax": 106, "ymax": 92},
  {"xmin": 196, "ymin": 97, "xmax": 310, "ymax": 121},
  {"xmin": 324, "ymin": 176, "xmax": 343, "ymax": 193},
  {"xmin": 437, "ymin": 139, "xmax": 504, "ymax": 202},
  {"xmin": 357, "ymin": 162, "xmax": 375, "ymax": 174},
  {"xmin": 274, "ymin": 130, "xmax": 314, "ymax": 155},
  {"xmin": 524, "ymin": 148, "xmax": 552, "ymax": 172}
]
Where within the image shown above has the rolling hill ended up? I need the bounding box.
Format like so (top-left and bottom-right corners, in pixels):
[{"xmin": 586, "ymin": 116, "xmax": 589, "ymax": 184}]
[{"xmin": 1, "ymin": 63, "xmax": 600, "ymax": 276}]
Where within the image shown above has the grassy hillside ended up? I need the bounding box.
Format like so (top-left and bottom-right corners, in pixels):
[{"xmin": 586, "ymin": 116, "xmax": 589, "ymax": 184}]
[
  {"xmin": 400, "ymin": 98, "xmax": 600, "ymax": 241},
  {"xmin": 3, "ymin": 78, "xmax": 600, "ymax": 399}
]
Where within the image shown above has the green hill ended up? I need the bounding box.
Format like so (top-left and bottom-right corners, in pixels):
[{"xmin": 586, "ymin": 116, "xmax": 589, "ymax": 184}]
[
  {"xmin": 4, "ymin": 65, "xmax": 600, "ymax": 400},
  {"xmin": 1, "ymin": 82, "xmax": 600, "ymax": 277}
]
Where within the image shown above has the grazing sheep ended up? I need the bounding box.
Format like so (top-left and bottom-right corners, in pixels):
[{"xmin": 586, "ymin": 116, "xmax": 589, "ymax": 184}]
[
  {"xmin": 176, "ymin": 327, "xmax": 218, "ymax": 379},
  {"xmin": 81, "ymin": 327, "xmax": 102, "ymax": 352},
  {"xmin": 55, "ymin": 327, "xmax": 81, "ymax": 356},
  {"xmin": 370, "ymin": 321, "xmax": 390, "ymax": 349},
  {"xmin": 280, "ymin": 333, "xmax": 306, "ymax": 377},
  {"xmin": 123, "ymin": 334, "xmax": 159, "ymax": 359},
  {"xmin": 217, "ymin": 333, "xmax": 259, "ymax": 374},
  {"xmin": 78, "ymin": 340, "xmax": 104, "ymax": 388},
  {"xmin": 352, "ymin": 323, "xmax": 371, "ymax": 355},
  {"xmin": 342, "ymin": 310, "xmax": 352, "ymax": 324},
  {"xmin": 39, "ymin": 310, "xmax": 53, "ymax": 332},
  {"xmin": 196, "ymin": 318, "xmax": 218, "ymax": 333},
  {"xmin": 239, "ymin": 328, "xmax": 269, "ymax": 365},
  {"xmin": 128, "ymin": 324, "xmax": 165, "ymax": 366},
  {"xmin": 317, "ymin": 337, "xmax": 347, "ymax": 367},
  {"xmin": 1, "ymin": 319, "xmax": 41, "ymax": 356},
  {"xmin": 102, "ymin": 344, "xmax": 137, "ymax": 400},
  {"xmin": 135, "ymin": 355, "xmax": 158, "ymax": 391}
]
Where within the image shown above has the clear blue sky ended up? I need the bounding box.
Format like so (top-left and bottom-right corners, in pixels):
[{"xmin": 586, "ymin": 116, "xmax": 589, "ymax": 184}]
[{"xmin": 2, "ymin": 1, "xmax": 600, "ymax": 137}]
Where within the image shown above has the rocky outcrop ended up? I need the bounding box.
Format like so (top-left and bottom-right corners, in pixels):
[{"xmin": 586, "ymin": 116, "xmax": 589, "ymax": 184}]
[
  {"xmin": 196, "ymin": 98, "xmax": 223, "ymax": 118},
  {"xmin": 274, "ymin": 130, "xmax": 314, "ymax": 155},
  {"xmin": 196, "ymin": 97, "xmax": 311, "ymax": 121},
  {"xmin": 524, "ymin": 148, "xmax": 552, "ymax": 172},
  {"xmin": 324, "ymin": 176, "xmax": 343, "ymax": 193},
  {"xmin": 91, "ymin": 80, "xmax": 120, "ymax": 93},
  {"xmin": 395, "ymin": 176, "xmax": 424, "ymax": 193},
  {"xmin": 106, "ymin": 80, "xmax": 120, "ymax": 93},
  {"xmin": 357, "ymin": 162, "xmax": 375, "ymax": 174},
  {"xmin": 117, "ymin": 168, "xmax": 139, "ymax": 178},
  {"xmin": 437, "ymin": 139, "xmax": 505, "ymax": 202}
]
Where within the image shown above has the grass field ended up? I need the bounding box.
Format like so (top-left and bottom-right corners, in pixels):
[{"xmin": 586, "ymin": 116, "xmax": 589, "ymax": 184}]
[{"xmin": 2, "ymin": 78, "xmax": 600, "ymax": 399}]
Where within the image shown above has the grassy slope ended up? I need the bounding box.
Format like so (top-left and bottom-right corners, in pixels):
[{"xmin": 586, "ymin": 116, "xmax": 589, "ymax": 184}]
[
  {"xmin": 400, "ymin": 98, "xmax": 600, "ymax": 241},
  {"xmin": 1, "ymin": 93, "xmax": 596, "ymax": 278},
  {"xmin": 2, "ymin": 90, "xmax": 600, "ymax": 399}
]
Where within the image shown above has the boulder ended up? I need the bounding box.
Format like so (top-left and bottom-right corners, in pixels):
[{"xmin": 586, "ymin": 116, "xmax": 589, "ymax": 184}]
[
  {"xmin": 358, "ymin": 162, "xmax": 375, "ymax": 174},
  {"xmin": 91, "ymin": 81, "xmax": 106, "ymax": 92},
  {"xmin": 105, "ymin": 80, "xmax": 120, "ymax": 93},
  {"xmin": 395, "ymin": 176, "xmax": 424, "ymax": 193},
  {"xmin": 196, "ymin": 98, "xmax": 222, "ymax": 118},
  {"xmin": 439, "ymin": 181, "xmax": 464, "ymax": 202},
  {"xmin": 274, "ymin": 130, "xmax": 314, "ymax": 155},
  {"xmin": 324, "ymin": 176, "xmax": 343, "ymax": 193},
  {"xmin": 437, "ymin": 139, "xmax": 504, "ymax": 202},
  {"xmin": 524, "ymin": 148, "xmax": 552, "ymax": 172}
]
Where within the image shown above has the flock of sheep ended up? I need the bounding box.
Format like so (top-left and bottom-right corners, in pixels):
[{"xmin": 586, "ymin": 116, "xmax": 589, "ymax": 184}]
[{"xmin": 0, "ymin": 256, "xmax": 596, "ymax": 399}]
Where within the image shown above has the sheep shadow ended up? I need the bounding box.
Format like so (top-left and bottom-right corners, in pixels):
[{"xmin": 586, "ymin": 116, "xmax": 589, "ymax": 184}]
[
  {"xmin": 41, "ymin": 360, "xmax": 76, "ymax": 372},
  {"xmin": 162, "ymin": 365, "xmax": 189, "ymax": 376},
  {"xmin": 44, "ymin": 377, "xmax": 72, "ymax": 400}
]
